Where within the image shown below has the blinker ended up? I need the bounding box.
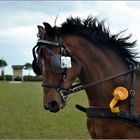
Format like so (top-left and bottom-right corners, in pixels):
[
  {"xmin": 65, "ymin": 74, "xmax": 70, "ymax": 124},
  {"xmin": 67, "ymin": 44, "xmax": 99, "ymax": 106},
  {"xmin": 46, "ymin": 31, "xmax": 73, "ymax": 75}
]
[{"xmin": 51, "ymin": 54, "xmax": 72, "ymax": 74}]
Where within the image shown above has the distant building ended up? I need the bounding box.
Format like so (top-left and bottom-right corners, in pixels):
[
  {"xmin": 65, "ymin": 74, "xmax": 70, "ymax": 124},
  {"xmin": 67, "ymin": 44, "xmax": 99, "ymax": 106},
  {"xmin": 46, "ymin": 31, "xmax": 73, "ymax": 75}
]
[{"xmin": 12, "ymin": 65, "xmax": 24, "ymax": 81}]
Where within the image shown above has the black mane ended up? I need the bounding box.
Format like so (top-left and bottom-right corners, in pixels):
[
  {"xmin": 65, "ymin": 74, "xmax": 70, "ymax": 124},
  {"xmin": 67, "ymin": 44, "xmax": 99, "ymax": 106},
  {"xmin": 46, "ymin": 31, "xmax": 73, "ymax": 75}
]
[{"xmin": 59, "ymin": 16, "xmax": 139, "ymax": 65}]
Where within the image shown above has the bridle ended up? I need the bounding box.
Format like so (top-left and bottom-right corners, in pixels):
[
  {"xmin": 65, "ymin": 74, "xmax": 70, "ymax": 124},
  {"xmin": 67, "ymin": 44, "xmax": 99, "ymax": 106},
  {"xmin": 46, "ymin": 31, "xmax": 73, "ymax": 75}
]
[
  {"xmin": 33, "ymin": 37, "xmax": 140, "ymax": 127},
  {"xmin": 33, "ymin": 38, "xmax": 76, "ymax": 101},
  {"xmin": 38, "ymin": 40, "xmax": 69, "ymax": 89}
]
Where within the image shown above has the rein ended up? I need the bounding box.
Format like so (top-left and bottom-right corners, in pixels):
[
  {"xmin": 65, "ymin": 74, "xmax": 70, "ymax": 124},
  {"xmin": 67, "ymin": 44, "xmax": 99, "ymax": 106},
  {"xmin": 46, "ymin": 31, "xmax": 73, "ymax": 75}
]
[{"xmin": 63, "ymin": 66, "xmax": 139, "ymax": 96}]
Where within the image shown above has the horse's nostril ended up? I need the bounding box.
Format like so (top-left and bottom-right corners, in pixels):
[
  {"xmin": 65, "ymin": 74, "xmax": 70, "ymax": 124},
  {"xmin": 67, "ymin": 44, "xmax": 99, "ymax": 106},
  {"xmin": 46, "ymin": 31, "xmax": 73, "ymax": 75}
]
[{"xmin": 47, "ymin": 101, "xmax": 60, "ymax": 113}]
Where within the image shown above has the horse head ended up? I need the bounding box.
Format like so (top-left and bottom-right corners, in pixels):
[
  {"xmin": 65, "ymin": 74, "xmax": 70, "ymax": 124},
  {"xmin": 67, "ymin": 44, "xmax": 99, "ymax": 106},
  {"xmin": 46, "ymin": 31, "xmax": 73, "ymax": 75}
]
[{"xmin": 32, "ymin": 22, "xmax": 81, "ymax": 112}]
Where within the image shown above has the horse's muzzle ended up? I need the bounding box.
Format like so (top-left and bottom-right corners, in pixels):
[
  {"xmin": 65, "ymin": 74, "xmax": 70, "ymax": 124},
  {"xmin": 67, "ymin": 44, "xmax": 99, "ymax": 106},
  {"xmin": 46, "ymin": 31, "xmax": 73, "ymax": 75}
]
[{"xmin": 44, "ymin": 101, "xmax": 60, "ymax": 113}]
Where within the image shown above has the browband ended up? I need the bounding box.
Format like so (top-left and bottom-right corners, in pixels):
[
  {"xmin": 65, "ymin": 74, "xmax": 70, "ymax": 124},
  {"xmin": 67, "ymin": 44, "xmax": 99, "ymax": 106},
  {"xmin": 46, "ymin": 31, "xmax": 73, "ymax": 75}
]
[{"xmin": 37, "ymin": 39, "xmax": 60, "ymax": 46}]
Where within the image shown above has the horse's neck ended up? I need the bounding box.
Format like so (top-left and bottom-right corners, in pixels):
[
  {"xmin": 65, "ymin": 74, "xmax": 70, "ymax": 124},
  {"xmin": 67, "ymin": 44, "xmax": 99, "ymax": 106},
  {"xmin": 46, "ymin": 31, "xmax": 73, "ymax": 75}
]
[{"xmin": 65, "ymin": 36, "xmax": 128, "ymax": 107}]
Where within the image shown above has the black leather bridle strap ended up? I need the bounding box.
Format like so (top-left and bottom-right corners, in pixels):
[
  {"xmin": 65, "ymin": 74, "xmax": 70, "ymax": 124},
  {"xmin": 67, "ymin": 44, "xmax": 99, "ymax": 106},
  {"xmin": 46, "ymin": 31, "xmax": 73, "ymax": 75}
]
[
  {"xmin": 37, "ymin": 39, "xmax": 60, "ymax": 46},
  {"xmin": 129, "ymin": 71, "xmax": 136, "ymax": 114},
  {"xmin": 42, "ymin": 83, "xmax": 61, "ymax": 89},
  {"xmin": 32, "ymin": 45, "xmax": 38, "ymax": 60}
]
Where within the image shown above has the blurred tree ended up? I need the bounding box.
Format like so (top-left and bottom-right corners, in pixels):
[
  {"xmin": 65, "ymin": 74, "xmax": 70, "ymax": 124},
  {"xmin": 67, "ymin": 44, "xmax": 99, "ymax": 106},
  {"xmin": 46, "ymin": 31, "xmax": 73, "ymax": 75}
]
[
  {"xmin": 0, "ymin": 58, "xmax": 7, "ymax": 80},
  {"xmin": 24, "ymin": 63, "xmax": 32, "ymax": 76}
]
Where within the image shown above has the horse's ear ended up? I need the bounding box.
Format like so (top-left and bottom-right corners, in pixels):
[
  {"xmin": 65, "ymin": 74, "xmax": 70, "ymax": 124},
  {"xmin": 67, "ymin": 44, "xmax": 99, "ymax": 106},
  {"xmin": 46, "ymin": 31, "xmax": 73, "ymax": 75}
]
[
  {"xmin": 43, "ymin": 22, "xmax": 53, "ymax": 33},
  {"xmin": 37, "ymin": 25, "xmax": 45, "ymax": 38}
]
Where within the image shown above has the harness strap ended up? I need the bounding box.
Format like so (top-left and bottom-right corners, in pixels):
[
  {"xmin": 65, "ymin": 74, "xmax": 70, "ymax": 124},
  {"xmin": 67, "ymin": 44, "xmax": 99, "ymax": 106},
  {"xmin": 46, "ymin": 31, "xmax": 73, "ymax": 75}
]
[
  {"xmin": 37, "ymin": 39, "xmax": 60, "ymax": 46},
  {"xmin": 129, "ymin": 71, "xmax": 136, "ymax": 114},
  {"xmin": 32, "ymin": 45, "xmax": 38, "ymax": 61},
  {"xmin": 75, "ymin": 104, "xmax": 140, "ymax": 128},
  {"xmin": 42, "ymin": 83, "xmax": 60, "ymax": 89}
]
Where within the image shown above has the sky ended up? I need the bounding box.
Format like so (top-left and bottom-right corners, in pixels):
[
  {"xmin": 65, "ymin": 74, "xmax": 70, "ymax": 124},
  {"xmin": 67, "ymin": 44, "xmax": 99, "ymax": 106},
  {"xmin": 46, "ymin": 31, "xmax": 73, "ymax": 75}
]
[{"xmin": 0, "ymin": 1, "xmax": 140, "ymax": 75}]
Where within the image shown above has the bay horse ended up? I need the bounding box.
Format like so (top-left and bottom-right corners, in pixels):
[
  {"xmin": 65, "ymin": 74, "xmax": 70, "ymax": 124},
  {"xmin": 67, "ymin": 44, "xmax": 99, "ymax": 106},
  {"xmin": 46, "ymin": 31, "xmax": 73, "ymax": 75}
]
[{"xmin": 32, "ymin": 16, "xmax": 140, "ymax": 138}]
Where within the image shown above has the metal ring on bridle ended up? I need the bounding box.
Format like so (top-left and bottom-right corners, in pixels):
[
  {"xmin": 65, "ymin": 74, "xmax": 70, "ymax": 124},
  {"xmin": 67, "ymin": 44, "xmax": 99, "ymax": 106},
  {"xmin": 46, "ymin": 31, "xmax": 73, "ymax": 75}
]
[{"xmin": 129, "ymin": 89, "xmax": 136, "ymax": 96}]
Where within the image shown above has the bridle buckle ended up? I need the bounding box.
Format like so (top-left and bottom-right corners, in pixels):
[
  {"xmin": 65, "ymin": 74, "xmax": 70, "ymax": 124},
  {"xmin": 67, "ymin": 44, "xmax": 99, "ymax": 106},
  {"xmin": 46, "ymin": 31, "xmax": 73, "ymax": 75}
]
[{"xmin": 59, "ymin": 88, "xmax": 69, "ymax": 102}]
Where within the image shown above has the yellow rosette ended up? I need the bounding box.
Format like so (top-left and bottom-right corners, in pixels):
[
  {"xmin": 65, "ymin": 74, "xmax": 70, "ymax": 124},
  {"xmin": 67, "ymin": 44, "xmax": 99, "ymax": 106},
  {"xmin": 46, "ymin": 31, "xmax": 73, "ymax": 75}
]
[{"xmin": 109, "ymin": 86, "xmax": 128, "ymax": 113}]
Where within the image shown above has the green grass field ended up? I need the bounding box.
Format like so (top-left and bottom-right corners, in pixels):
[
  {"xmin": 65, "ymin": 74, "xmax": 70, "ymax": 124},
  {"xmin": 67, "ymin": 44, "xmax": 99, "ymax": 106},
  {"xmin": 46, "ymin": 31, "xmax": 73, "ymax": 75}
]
[{"xmin": 0, "ymin": 81, "xmax": 90, "ymax": 139}]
